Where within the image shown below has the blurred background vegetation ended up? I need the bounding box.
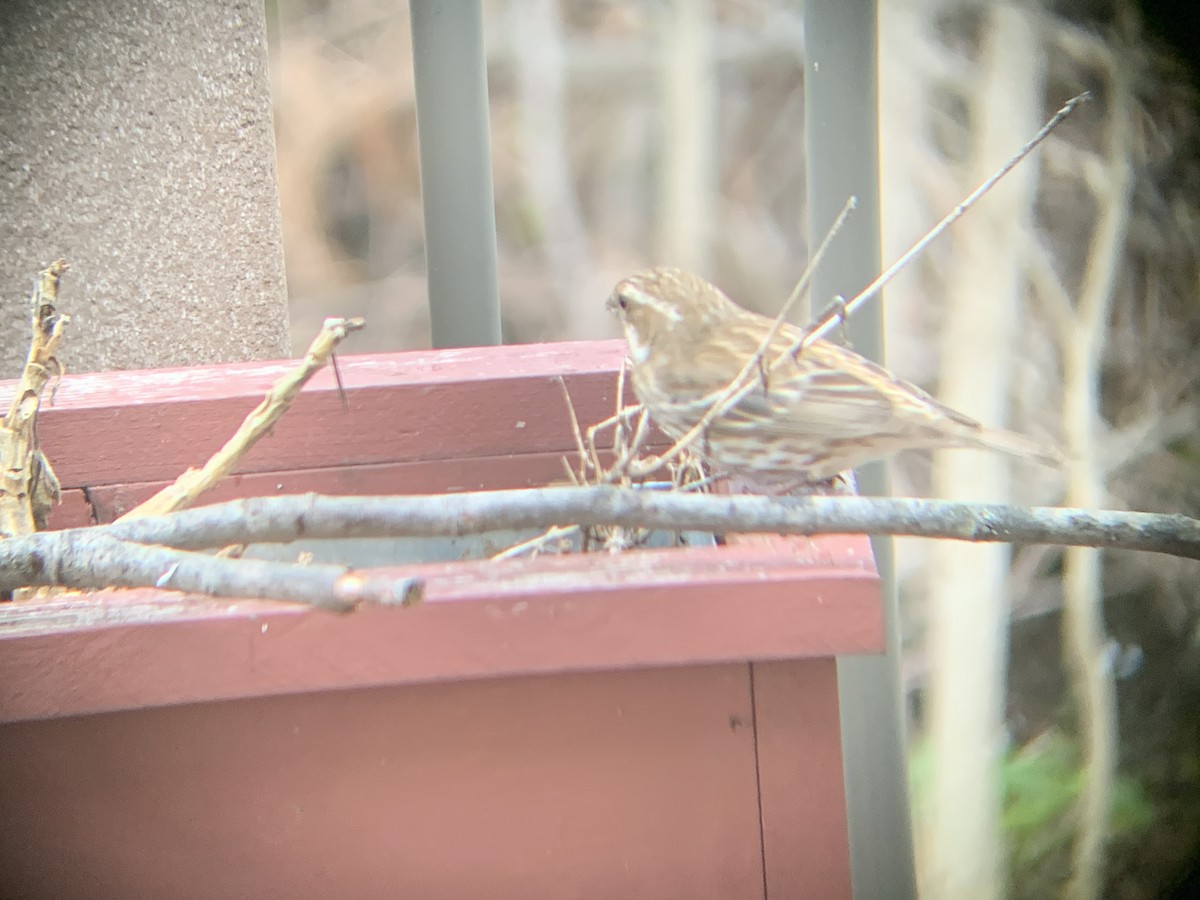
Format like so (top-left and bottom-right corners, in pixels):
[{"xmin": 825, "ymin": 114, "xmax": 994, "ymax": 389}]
[{"xmin": 265, "ymin": 1, "xmax": 1200, "ymax": 896}]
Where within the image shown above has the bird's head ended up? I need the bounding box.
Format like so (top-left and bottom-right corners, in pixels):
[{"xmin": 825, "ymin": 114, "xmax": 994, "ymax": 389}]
[{"xmin": 606, "ymin": 267, "xmax": 738, "ymax": 363}]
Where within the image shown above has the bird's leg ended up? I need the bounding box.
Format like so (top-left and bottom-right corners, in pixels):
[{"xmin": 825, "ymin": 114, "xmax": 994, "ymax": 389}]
[
  {"xmin": 809, "ymin": 471, "xmax": 857, "ymax": 495},
  {"xmin": 772, "ymin": 470, "xmax": 859, "ymax": 496}
]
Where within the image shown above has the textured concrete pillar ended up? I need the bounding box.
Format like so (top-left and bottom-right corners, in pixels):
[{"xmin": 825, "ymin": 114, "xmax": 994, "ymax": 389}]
[{"xmin": 0, "ymin": 0, "xmax": 290, "ymax": 376}]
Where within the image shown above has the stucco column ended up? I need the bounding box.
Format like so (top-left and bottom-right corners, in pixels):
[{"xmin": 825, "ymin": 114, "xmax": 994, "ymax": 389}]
[{"xmin": 0, "ymin": 0, "xmax": 290, "ymax": 375}]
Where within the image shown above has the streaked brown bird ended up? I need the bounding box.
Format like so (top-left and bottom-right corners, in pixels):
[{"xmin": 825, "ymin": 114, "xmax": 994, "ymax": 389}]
[{"xmin": 607, "ymin": 267, "xmax": 1060, "ymax": 488}]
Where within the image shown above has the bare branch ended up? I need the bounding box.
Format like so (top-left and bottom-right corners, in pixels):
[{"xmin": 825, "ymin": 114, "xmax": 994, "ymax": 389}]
[
  {"xmin": 119, "ymin": 316, "xmax": 366, "ymax": 521},
  {"xmin": 804, "ymin": 91, "xmax": 1092, "ymax": 347},
  {"xmin": 2, "ymin": 529, "xmax": 422, "ymax": 611},
  {"xmin": 1, "ymin": 260, "xmax": 70, "ymax": 540},
  {"xmin": 556, "ymin": 375, "xmax": 589, "ymax": 483},
  {"xmin": 1062, "ymin": 47, "xmax": 1135, "ymax": 900},
  {"xmin": 1024, "ymin": 237, "xmax": 1076, "ymax": 339},
  {"xmin": 492, "ymin": 524, "xmax": 579, "ymax": 560},
  {"xmin": 27, "ymin": 488, "xmax": 1200, "ymax": 561}
]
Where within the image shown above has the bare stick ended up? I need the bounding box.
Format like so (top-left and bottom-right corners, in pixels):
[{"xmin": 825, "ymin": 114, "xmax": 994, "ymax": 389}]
[
  {"xmin": 556, "ymin": 375, "xmax": 589, "ymax": 483},
  {"xmin": 119, "ymin": 317, "xmax": 365, "ymax": 521},
  {"xmin": 1060, "ymin": 68, "xmax": 1131, "ymax": 900},
  {"xmin": 3, "ymin": 529, "xmax": 422, "ymax": 611},
  {"xmin": 1, "ymin": 260, "xmax": 70, "ymax": 541},
  {"xmin": 781, "ymin": 196, "xmax": 857, "ymax": 321},
  {"xmin": 598, "ymin": 359, "xmax": 654, "ymax": 484},
  {"xmin": 492, "ymin": 524, "xmax": 579, "ymax": 560},
  {"xmin": 513, "ymin": 373, "xmax": 640, "ymax": 558},
  {"xmin": 802, "ymin": 91, "xmax": 1092, "ymax": 347},
  {"xmin": 582, "ymin": 403, "xmax": 646, "ymax": 479},
  {"xmin": 50, "ymin": 488, "xmax": 1200, "ymax": 562}
]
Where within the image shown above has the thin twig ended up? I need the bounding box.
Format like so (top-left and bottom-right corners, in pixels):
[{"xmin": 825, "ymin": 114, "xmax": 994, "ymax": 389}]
[
  {"xmin": 556, "ymin": 375, "xmax": 589, "ymax": 483},
  {"xmin": 512, "ymin": 370, "xmax": 658, "ymax": 558},
  {"xmin": 780, "ymin": 196, "xmax": 858, "ymax": 327},
  {"xmin": 802, "ymin": 91, "xmax": 1092, "ymax": 347},
  {"xmin": 492, "ymin": 524, "xmax": 579, "ymax": 560},
  {"xmin": 119, "ymin": 317, "xmax": 366, "ymax": 521}
]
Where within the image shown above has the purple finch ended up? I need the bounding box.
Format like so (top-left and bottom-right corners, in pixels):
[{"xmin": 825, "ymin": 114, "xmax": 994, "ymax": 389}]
[{"xmin": 607, "ymin": 267, "xmax": 1059, "ymax": 487}]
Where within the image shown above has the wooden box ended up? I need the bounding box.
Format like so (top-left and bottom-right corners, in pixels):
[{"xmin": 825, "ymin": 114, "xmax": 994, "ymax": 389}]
[{"xmin": 0, "ymin": 340, "xmax": 882, "ymax": 900}]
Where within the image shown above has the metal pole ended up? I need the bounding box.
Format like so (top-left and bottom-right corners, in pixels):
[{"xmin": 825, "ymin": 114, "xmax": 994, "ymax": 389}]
[
  {"xmin": 409, "ymin": 0, "xmax": 502, "ymax": 348},
  {"xmin": 803, "ymin": 2, "xmax": 918, "ymax": 897}
]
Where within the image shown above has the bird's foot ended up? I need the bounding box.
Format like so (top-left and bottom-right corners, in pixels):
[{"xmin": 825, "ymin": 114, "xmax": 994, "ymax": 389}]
[{"xmin": 725, "ymin": 470, "xmax": 858, "ymax": 496}]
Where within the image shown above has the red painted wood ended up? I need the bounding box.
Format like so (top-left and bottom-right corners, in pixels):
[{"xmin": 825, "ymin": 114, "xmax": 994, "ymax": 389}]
[
  {"xmin": 0, "ymin": 341, "xmax": 635, "ymax": 487},
  {"xmin": 754, "ymin": 658, "xmax": 853, "ymax": 899},
  {"xmin": 0, "ymin": 664, "xmax": 767, "ymax": 900},
  {"xmin": 68, "ymin": 453, "xmax": 578, "ymax": 526},
  {"xmin": 0, "ymin": 536, "xmax": 880, "ymax": 724},
  {"xmin": 46, "ymin": 488, "xmax": 95, "ymax": 529}
]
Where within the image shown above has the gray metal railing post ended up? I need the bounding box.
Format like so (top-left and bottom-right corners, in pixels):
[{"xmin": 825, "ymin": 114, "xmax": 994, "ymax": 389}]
[
  {"xmin": 803, "ymin": 2, "xmax": 918, "ymax": 897},
  {"xmin": 409, "ymin": 0, "xmax": 502, "ymax": 348}
]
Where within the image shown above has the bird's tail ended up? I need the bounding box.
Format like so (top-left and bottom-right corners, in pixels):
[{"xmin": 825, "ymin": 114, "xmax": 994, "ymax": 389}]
[{"xmin": 968, "ymin": 426, "xmax": 1064, "ymax": 468}]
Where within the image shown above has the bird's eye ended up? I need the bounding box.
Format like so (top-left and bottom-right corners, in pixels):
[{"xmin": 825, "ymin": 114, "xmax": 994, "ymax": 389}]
[{"xmin": 616, "ymin": 292, "xmax": 629, "ymax": 310}]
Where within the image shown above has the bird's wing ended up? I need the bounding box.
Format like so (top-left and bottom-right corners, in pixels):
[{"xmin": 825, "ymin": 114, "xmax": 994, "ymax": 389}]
[
  {"xmin": 723, "ymin": 366, "xmax": 895, "ymax": 438},
  {"xmin": 723, "ymin": 339, "xmax": 981, "ymax": 441}
]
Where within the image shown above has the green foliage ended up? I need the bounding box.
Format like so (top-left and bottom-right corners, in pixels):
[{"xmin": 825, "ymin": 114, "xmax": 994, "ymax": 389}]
[
  {"xmin": 1002, "ymin": 731, "xmax": 1081, "ymax": 876},
  {"xmin": 911, "ymin": 730, "xmax": 1155, "ymax": 892}
]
